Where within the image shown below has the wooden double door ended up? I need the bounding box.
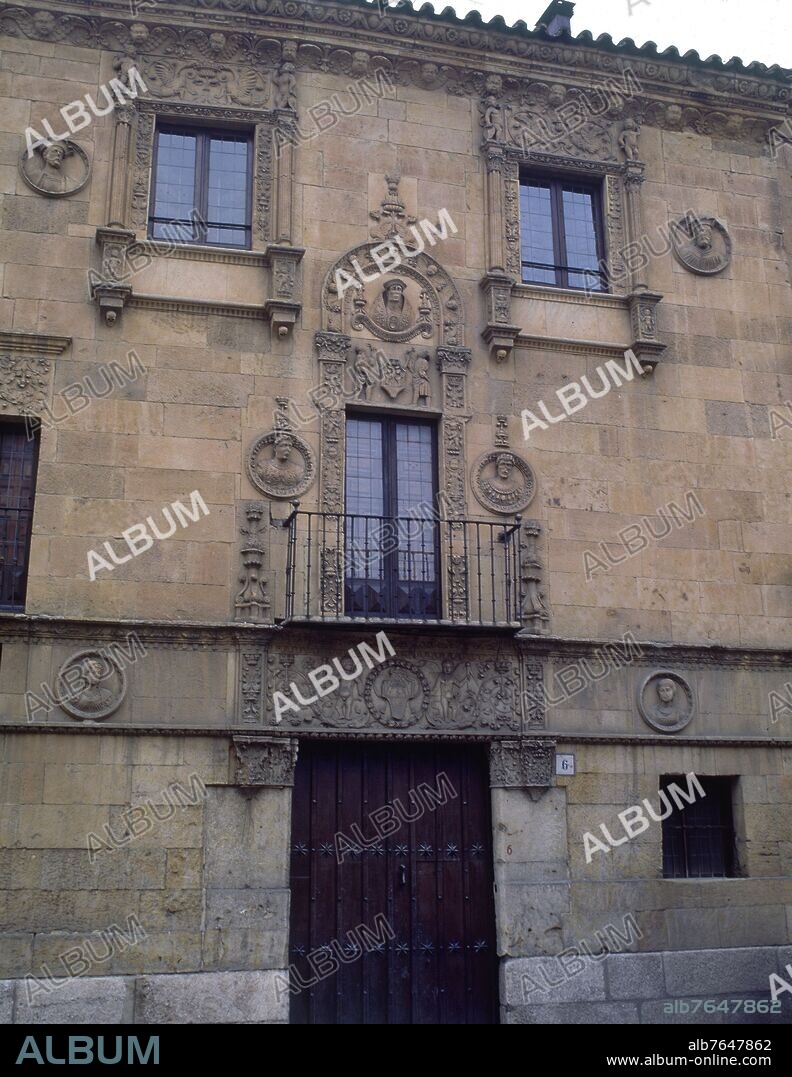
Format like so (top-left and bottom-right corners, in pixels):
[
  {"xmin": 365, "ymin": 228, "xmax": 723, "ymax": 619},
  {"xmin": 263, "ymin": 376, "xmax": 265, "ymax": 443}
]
[{"xmin": 289, "ymin": 741, "xmax": 498, "ymax": 1024}]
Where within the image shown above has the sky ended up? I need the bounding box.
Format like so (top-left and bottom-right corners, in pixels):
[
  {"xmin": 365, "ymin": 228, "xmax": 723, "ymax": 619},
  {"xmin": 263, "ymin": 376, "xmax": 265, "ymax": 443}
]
[{"xmin": 389, "ymin": 0, "xmax": 792, "ymax": 69}]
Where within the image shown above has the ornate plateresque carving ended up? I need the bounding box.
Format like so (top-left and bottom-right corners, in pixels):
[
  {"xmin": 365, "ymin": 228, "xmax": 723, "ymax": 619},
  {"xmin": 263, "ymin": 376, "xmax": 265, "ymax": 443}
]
[
  {"xmin": 489, "ymin": 738, "xmax": 555, "ymax": 789},
  {"xmin": 232, "ymin": 736, "xmax": 298, "ymax": 786},
  {"xmin": 265, "ymin": 650, "xmax": 522, "ymax": 735},
  {"xmin": 315, "ymin": 331, "xmax": 351, "ymax": 515},
  {"xmin": 235, "ymin": 503, "xmax": 271, "ymax": 623},
  {"xmin": 247, "ymin": 400, "xmax": 315, "ymax": 500},
  {"xmin": 0, "ymin": 354, "xmax": 51, "ymax": 414},
  {"xmin": 671, "ymin": 214, "xmax": 732, "ymax": 275},
  {"xmin": 472, "ymin": 450, "xmax": 536, "ymax": 516},
  {"xmin": 518, "ymin": 520, "xmax": 551, "ymax": 636},
  {"xmin": 240, "ymin": 652, "xmax": 264, "ymax": 724}
]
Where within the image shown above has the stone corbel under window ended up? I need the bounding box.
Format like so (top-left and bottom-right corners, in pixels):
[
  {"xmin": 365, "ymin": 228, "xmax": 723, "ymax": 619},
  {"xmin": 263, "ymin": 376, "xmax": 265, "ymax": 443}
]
[
  {"xmin": 91, "ymin": 227, "xmax": 135, "ymax": 326},
  {"xmin": 480, "ymin": 272, "xmax": 521, "ymax": 363},
  {"xmin": 264, "ymin": 244, "xmax": 304, "ymax": 338},
  {"xmin": 489, "ymin": 738, "xmax": 555, "ymax": 796},
  {"xmin": 628, "ymin": 291, "xmax": 666, "ymax": 376}
]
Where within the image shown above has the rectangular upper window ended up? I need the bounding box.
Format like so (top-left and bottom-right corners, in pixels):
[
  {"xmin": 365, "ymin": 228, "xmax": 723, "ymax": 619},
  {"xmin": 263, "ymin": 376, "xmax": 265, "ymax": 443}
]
[
  {"xmin": 661, "ymin": 775, "xmax": 738, "ymax": 879},
  {"xmin": 0, "ymin": 421, "xmax": 39, "ymax": 611},
  {"xmin": 519, "ymin": 175, "xmax": 607, "ymax": 292},
  {"xmin": 149, "ymin": 125, "xmax": 253, "ymax": 249},
  {"xmin": 344, "ymin": 414, "xmax": 439, "ymax": 620}
]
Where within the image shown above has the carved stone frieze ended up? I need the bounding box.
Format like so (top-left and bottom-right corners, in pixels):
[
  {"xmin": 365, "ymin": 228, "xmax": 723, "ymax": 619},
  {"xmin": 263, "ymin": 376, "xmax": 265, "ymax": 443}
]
[
  {"xmin": 232, "ymin": 735, "xmax": 298, "ymax": 786},
  {"xmin": 489, "ymin": 738, "xmax": 555, "ymax": 789},
  {"xmin": 1, "ymin": 4, "xmax": 786, "ymax": 140},
  {"xmin": 265, "ymin": 650, "xmax": 522, "ymax": 735},
  {"xmin": 139, "ymin": 56, "xmax": 271, "ymax": 107}
]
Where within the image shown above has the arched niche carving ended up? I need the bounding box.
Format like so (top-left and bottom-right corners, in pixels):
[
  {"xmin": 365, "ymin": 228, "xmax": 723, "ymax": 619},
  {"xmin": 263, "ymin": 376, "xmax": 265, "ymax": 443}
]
[{"xmin": 321, "ymin": 243, "xmax": 465, "ymax": 348}]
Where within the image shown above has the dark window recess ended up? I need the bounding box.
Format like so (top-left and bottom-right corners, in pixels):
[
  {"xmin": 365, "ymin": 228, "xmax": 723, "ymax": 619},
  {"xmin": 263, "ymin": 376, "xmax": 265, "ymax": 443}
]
[
  {"xmin": 149, "ymin": 126, "xmax": 252, "ymax": 248},
  {"xmin": 345, "ymin": 415, "xmax": 439, "ymax": 619},
  {"xmin": 519, "ymin": 176, "xmax": 607, "ymax": 291},
  {"xmin": 0, "ymin": 423, "xmax": 39, "ymax": 610},
  {"xmin": 661, "ymin": 775, "xmax": 738, "ymax": 879}
]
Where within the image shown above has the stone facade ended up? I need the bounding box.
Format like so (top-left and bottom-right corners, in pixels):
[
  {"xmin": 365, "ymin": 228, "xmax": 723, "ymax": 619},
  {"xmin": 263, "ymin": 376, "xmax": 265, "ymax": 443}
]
[{"xmin": 0, "ymin": 0, "xmax": 791, "ymax": 1024}]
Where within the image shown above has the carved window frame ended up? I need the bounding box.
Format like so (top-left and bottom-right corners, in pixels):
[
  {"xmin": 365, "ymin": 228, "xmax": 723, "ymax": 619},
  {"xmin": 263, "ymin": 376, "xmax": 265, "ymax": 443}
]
[
  {"xmin": 129, "ymin": 101, "xmax": 276, "ymax": 252},
  {"xmin": 502, "ymin": 151, "xmax": 628, "ymax": 298}
]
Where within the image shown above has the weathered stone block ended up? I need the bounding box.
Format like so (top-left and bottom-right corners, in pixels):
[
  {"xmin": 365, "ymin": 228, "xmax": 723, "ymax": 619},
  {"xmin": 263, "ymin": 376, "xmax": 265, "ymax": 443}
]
[
  {"xmin": 14, "ymin": 975, "xmax": 132, "ymax": 1024},
  {"xmin": 663, "ymin": 946, "xmax": 780, "ymax": 996},
  {"xmin": 134, "ymin": 970, "xmax": 288, "ymax": 1024},
  {"xmin": 502, "ymin": 955, "xmax": 606, "ymax": 1005},
  {"xmin": 606, "ymin": 952, "xmax": 665, "ymax": 1000}
]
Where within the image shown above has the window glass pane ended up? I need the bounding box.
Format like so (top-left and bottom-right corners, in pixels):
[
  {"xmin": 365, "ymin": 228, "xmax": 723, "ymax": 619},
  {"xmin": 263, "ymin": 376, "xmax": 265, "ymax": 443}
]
[
  {"xmin": 152, "ymin": 131, "xmax": 197, "ymax": 234},
  {"xmin": 207, "ymin": 135, "xmax": 250, "ymax": 246},
  {"xmin": 345, "ymin": 418, "xmax": 384, "ymax": 582},
  {"xmin": 562, "ymin": 186, "xmax": 603, "ymax": 291},
  {"xmin": 395, "ymin": 423, "xmax": 436, "ymax": 589},
  {"xmin": 0, "ymin": 424, "xmax": 38, "ymax": 609},
  {"xmin": 519, "ymin": 181, "xmax": 556, "ymax": 285}
]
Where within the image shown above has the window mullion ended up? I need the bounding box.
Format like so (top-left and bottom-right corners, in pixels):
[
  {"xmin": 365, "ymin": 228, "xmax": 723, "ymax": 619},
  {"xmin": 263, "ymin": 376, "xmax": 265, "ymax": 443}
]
[{"xmin": 553, "ymin": 182, "xmax": 569, "ymax": 290}]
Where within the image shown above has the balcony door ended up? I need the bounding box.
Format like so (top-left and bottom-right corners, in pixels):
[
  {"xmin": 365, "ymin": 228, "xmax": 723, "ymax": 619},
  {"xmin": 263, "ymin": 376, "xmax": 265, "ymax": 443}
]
[{"xmin": 345, "ymin": 415, "xmax": 439, "ymax": 619}]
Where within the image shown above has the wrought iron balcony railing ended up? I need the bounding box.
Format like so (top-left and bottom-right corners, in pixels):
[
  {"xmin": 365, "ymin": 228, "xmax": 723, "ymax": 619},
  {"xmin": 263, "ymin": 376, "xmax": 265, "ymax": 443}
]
[{"xmin": 282, "ymin": 509, "xmax": 534, "ymax": 629}]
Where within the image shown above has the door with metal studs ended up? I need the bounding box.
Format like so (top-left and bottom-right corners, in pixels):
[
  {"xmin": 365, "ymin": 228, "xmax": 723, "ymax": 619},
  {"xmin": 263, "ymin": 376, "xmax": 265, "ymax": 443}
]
[{"xmin": 289, "ymin": 740, "xmax": 498, "ymax": 1024}]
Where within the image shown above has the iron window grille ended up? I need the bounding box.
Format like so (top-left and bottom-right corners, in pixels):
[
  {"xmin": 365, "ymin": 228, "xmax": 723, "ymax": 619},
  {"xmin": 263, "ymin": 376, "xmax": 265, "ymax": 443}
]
[{"xmin": 661, "ymin": 775, "xmax": 738, "ymax": 879}]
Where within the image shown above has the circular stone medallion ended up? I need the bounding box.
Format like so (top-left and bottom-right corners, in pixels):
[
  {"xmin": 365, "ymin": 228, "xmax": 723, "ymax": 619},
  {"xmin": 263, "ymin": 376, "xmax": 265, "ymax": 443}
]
[
  {"xmin": 637, "ymin": 670, "xmax": 695, "ymax": 734},
  {"xmin": 57, "ymin": 649, "xmax": 126, "ymax": 721},
  {"xmin": 247, "ymin": 430, "xmax": 315, "ymax": 499},
  {"xmin": 472, "ymin": 450, "xmax": 536, "ymax": 515}
]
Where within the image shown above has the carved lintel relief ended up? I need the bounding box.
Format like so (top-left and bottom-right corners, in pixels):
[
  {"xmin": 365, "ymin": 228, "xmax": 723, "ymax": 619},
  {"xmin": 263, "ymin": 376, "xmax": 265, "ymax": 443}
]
[
  {"xmin": 235, "ymin": 502, "xmax": 272, "ymax": 623},
  {"xmin": 517, "ymin": 520, "xmax": 551, "ymax": 636},
  {"xmin": 232, "ymin": 736, "xmax": 298, "ymax": 787},
  {"xmin": 315, "ymin": 331, "xmax": 351, "ymax": 515},
  {"xmin": 489, "ymin": 738, "xmax": 555, "ymax": 791},
  {"xmin": 264, "ymin": 647, "xmax": 522, "ymax": 735}
]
